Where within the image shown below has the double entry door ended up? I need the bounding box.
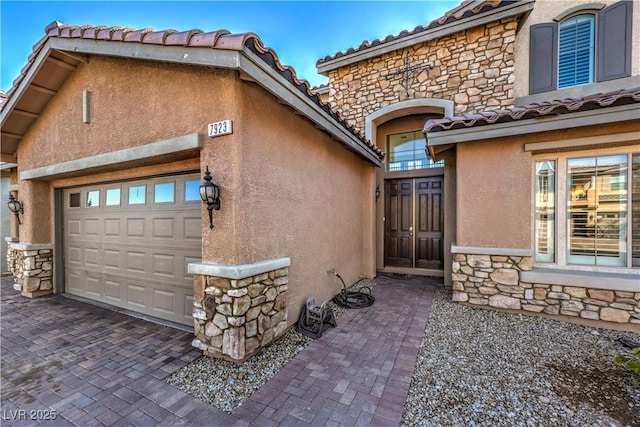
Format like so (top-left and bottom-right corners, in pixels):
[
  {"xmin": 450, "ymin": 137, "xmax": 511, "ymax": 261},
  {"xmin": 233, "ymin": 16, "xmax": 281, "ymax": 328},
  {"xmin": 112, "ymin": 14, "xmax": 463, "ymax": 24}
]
[{"xmin": 385, "ymin": 177, "xmax": 443, "ymax": 269}]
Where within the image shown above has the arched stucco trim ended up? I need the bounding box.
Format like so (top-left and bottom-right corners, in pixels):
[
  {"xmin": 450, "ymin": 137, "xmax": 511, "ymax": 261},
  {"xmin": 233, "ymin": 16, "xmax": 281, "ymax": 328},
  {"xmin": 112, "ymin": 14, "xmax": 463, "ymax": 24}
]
[
  {"xmin": 553, "ymin": 3, "xmax": 605, "ymax": 22},
  {"xmin": 364, "ymin": 98, "xmax": 454, "ymax": 147}
]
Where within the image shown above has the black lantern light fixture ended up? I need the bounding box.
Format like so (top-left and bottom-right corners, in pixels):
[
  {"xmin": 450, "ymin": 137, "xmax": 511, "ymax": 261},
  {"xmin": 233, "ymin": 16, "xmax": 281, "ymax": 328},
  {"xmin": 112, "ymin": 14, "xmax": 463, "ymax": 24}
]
[
  {"xmin": 7, "ymin": 193, "xmax": 23, "ymax": 225},
  {"xmin": 199, "ymin": 166, "xmax": 221, "ymax": 229},
  {"xmin": 375, "ymin": 184, "xmax": 381, "ymax": 201}
]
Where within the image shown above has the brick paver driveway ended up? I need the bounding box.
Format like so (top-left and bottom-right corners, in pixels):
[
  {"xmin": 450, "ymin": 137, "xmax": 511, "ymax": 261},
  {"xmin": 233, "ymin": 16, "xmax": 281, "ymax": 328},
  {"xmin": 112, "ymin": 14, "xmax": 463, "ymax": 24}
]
[{"xmin": 1, "ymin": 275, "xmax": 439, "ymax": 426}]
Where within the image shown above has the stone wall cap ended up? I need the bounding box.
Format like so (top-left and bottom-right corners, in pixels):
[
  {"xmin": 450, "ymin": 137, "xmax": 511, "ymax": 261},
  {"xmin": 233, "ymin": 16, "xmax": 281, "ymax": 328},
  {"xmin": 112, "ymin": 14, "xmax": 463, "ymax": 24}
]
[
  {"xmin": 9, "ymin": 242, "xmax": 54, "ymax": 250},
  {"xmin": 5, "ymin": 237, "xmax": 19, "ymax": 243},
  {"xmin": 188, "ymin": 257, "xmax": 291, "ymax": 279},
  {"xmin": 451, "ymin": 244, "xmax": 532, "ymax": 257}
]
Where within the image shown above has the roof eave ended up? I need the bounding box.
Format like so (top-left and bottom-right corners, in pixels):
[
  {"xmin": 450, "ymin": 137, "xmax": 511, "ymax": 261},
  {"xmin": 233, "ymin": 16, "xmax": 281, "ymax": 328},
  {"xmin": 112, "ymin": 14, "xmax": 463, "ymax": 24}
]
[
  {"xmin": 425, "ymin": 104, "xmax": 640, "ymax": 147},
  {"xmin": 2, "ymin": 37, "xmax": 382, "ymax": 166},
  {"xmin": 240, "ymin": 48, "xmax": 383, "ymax": 166},
  {"xmin": 317, "ymin": 0, "xmax": 535, "ymax": 75}
]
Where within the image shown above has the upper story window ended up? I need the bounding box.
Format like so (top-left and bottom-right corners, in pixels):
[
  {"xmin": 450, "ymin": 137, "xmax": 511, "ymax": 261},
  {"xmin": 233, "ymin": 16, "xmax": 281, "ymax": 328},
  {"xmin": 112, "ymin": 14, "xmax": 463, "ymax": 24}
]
[
  {"xmin": 529, "ymin": 1, "xmax": 632, "ymax": 95},
  {"xmin": 558, "ymin": 14, "xmax": 595, "ymax": 89}
]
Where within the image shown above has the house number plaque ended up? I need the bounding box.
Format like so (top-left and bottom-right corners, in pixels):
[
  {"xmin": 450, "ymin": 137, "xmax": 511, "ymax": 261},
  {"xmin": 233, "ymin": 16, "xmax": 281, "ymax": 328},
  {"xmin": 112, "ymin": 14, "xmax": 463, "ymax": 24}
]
[{"xmin": 208, "ymin": 119, "xmax": 233, "ymax": 137}]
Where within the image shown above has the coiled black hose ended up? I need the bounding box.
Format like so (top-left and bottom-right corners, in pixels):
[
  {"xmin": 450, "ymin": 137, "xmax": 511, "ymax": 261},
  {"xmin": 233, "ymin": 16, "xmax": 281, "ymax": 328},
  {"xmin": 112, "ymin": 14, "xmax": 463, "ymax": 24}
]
[{"xmin": 329, "ymin": 269, "xmax": 375, "ymax": 308}]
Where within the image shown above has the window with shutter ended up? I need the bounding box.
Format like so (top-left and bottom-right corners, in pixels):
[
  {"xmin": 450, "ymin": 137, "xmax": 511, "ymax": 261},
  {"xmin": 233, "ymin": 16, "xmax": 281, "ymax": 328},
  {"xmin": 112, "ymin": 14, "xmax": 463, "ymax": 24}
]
[{"xmin": 558, "ymin": 15, "xmax": 595, "ymax": 89}]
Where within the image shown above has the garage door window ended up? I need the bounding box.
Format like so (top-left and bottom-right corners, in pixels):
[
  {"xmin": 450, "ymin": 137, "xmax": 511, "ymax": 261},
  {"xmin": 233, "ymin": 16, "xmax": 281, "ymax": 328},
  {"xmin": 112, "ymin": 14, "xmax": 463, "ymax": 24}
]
[
  {"xmin": 69, "ymin": 193, "xmax": 81, "ymax": 208},
  {"xmin": 106, "ymin": 188, "xmax": 121, "ymax": 206},
  {"xmin": 155, "ymin": 182, "xmax": 175, "ymax": 203},
  {"xmin": 129, "ymin": 185, "xmax": 146, "ymax": 205},
  {"xmin": 185, "ymin": 180, "xmax": 200, "ymax": 202},
  {"xmin": 86, "ymin": 190, "xmax": 100, "ymax": 207}
]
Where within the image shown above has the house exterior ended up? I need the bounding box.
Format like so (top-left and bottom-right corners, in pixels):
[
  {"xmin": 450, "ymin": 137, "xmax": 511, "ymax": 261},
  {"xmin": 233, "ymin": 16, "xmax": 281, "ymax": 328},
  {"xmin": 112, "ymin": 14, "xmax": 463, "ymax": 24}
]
[
  {"xmin": 317, "ymin": 0, "xmax": 639, "ymax": 329},
  {"xmin": 2, "ymin": 0, "xmax": 638, "ymax": 365},
  {"xmin": 1, "ymin": 22, "xmax": 383, "ymax": 362}
]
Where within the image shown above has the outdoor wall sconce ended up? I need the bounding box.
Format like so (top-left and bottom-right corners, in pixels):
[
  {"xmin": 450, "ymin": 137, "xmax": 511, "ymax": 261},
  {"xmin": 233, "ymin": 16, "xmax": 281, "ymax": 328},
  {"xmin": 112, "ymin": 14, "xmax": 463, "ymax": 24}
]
[
  {"xmin": 199, "ymin": 166, "xmax": 221, "ymax": 229},
  {"xmin": 7, "ymin": 193, "xmax": 23, "ymax": 225},
  {"xmin": 375, "ymin": 184, "xmax": 381, "ymax": 200}
]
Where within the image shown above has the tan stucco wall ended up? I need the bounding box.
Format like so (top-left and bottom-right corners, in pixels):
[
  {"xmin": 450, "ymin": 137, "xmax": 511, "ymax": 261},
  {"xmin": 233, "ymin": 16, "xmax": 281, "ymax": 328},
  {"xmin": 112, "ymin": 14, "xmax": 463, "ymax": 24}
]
[
  {"xmin": 455, "ymin": 120, "xmax": 640, "ymax": 250},
  {"xmin": 14, "ymin": 54, "xmax": 376, "ymax": 325},
  {"xmin": 456, "ymin": 138, "xmax": 532, "ymax": 249},
  {"xmin": 514, "ymin": 0, "xmax": 640, "ymax": 100},
  {"xmin": 200, "ymin": 80, "xmax": 376, "ymax": 318}
]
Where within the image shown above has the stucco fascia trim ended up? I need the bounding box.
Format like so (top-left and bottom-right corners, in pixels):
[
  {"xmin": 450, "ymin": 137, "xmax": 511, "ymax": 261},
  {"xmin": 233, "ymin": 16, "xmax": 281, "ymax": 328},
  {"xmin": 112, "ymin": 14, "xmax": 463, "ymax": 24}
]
[
  {"xmin": 49, "ymin": 38, "xmax": 242, "ymax": 69},
  {"xmin": 188, "ymin": 257, "xmax": 291, "ymax": 279},
  {"xmin": 427, "ymin": 104, "xmax": 639, "ymax": 146},
  {"xmin": 316, "ymin": 0, "xmax": 534, "ymax": 74},
  {"xmin": 451, "ymin": 244, "xmax": 533, "ymax": 257},
  {"xmin": 524, "ymin": 131, "xmax": 640, "ymax": 152},
  {"xmin": 20, "ymin": 133, "xmax": 203, "ymax": 180},
  {"xmin": 521, "ymin": 268, "xmax": 640, "ymax": 292},
  {"xmin": 9, "ymin": 242, "xmax": 54, "ymax": 251},
  {"xmin": 239, "ymin": 49, "xmax": 383, "ymax": 166}
]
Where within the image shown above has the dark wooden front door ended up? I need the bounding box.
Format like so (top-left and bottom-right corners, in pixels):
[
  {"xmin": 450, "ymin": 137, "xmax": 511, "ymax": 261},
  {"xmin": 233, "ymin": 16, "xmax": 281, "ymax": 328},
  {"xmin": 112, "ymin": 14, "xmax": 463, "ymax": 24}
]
[{"xmin": 385, "ymin": 177, "xmax": 443, "ymax": 269}]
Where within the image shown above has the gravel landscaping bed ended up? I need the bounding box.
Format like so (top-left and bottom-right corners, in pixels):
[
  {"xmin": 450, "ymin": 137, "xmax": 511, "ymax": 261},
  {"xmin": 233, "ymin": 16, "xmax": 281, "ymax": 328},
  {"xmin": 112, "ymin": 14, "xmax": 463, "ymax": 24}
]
[
  {"xmin": 402, "ymin": 289, "xmax": 640, "ymax": 427},
  {"xmin": 165, "ymin": 278, "xmax": 375, "ymax": 412}
]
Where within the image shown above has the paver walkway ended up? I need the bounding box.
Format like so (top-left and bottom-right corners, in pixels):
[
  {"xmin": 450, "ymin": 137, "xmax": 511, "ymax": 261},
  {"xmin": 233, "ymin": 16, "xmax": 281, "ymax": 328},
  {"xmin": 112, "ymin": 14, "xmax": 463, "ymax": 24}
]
[{"xmin": 1, "ymin": 275, "xmax": 439, "ymax": 426}]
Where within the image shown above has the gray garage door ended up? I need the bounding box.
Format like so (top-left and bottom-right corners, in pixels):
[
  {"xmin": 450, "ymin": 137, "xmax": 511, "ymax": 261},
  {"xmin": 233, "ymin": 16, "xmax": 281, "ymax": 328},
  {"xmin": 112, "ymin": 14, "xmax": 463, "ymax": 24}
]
[{"xmin": 63, "ymin": 173, "xmax": 202, "ymax": 326}]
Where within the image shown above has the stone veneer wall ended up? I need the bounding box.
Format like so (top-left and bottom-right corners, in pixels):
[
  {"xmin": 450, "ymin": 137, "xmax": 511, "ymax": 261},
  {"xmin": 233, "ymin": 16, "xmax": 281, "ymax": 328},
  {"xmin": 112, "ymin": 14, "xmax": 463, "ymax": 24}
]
[
  {"xmin": 452, "ymin": 253, "xmax": 640, "ymax": 325},
  {"xmin": 6, "ymin": 242, "xmax": 54, "ymax": 297},
  {"xmin": 191, "ymin": 267, "xmax": 289, "ymax": 362},
  {"xmin": 326, "ymin": 18, "xmax": 518, "ymax": 132}
]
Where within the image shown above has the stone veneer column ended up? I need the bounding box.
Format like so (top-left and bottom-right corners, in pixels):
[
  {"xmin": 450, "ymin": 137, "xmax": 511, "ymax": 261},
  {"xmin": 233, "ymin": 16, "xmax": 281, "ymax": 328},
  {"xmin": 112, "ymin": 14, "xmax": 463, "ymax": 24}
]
[
  {"xmin": 451, "ymin": 250, "xmax": 640, "ymax": 326},
  {"xmin": 188, "ymin": 258, "xmax": 290, "ymax": 363},
  {"xmin": 6, "ymin": 241, "xmax": 54, "ymax": 298}
]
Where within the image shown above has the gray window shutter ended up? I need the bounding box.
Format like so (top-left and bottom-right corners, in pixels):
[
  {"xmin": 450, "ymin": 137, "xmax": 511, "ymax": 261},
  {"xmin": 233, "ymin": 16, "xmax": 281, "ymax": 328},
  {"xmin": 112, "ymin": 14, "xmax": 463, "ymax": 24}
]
[
  {"xmin": 597, "ymin": 1, "xmax": 633, "ymax": 82},
  {"xmin": 530, "ymin": 23, "xmax": 558, "ymax": 94}
]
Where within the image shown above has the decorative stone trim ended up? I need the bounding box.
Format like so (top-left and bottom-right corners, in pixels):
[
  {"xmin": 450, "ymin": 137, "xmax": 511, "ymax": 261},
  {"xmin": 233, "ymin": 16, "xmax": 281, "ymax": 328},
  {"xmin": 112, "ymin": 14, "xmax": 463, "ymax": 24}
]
[
  {"xmin": 452, "ymin": 253, "xmax": 639, "ymax": 326},
  {"xmin": 7, "ymin": 242, "xmax": 54, "ymax": 298},
  {"xmin": 191, "ymin": 263, "xmax": 289, "ymax": 362}
]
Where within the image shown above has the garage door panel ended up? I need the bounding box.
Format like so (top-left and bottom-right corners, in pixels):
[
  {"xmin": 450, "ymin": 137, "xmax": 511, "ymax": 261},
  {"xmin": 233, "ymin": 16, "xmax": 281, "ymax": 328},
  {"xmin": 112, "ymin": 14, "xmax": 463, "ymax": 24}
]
[
  {"xmin": 126, "ymin": 218, "xmax": 146, "ymax": 238},
  {"xmin": 67, "ymin": 219, "xmax": 81, "ymax": 237},
  {"xmin": 85, "ymin": 218, "xmax": 100, "ymax": 236},
  {"xmin": 104, "ymin": 218, "xmax": 121, "ymax": 237},
  {"xmin": 104, "ymin": 280, "xmax": 122, "ymax": 304},
  {"xmin": 184, "ymin": 217, "xmax": 201, "ymax": 240},
  {"xmin": 103, "ymin": 248, "xmax": 122, "ymax": 270},
  {"xmin": 85, "ymin": 275, "xmax": 103, "ymax": 299},
  {"xmin": 85, "ymin": 247, "xmax": 100, "ymax": 267},
  {"xmin": 153, "ymin": 218, "xmax": 175, "ymax": 239},
  {"xmin": 152, "ymin": 253, "xmax": 176, "ymax": 278},
  {"xmin": 153, "ymin": 289, "xmax": 177, "ymax": 315},
  {"xmin": 63, "ymin": 173, "xmax": 200, "ymax": 326}
]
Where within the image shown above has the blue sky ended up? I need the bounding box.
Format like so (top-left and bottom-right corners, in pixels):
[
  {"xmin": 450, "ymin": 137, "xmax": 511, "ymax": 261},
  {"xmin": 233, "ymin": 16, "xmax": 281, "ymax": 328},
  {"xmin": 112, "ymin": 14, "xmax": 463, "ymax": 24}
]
[{"xmin": 0, "ymin": 1, "xmax": 461, "ymax": 92}]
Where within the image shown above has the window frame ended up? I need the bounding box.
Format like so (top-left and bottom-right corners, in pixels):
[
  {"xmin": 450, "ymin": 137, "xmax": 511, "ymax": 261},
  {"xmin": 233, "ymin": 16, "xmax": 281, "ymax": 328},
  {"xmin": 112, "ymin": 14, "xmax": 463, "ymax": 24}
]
[
  {"xmin": 532, "ymin": 150, "xmax": 639, "ymax": 272},
  {"xmin": 557, "ymin": 13, "xmax": 596, "ymax": 89}
]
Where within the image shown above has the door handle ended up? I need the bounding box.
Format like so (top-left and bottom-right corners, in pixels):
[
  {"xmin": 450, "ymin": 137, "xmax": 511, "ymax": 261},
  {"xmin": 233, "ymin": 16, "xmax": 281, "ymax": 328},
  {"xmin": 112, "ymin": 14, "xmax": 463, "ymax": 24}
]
[{"xmin": 409, "ymin": 226, "xmax": 413, "ymax": 236}]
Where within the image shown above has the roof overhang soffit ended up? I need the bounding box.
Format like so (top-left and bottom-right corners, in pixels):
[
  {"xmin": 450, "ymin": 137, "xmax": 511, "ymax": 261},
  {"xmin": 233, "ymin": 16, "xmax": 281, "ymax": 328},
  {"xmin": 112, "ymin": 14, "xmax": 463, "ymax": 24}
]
[
  {"xmin": 317, "ymin": 0, "xmax": 535, "ymax": 74},
  {"xmin": 1, "ymin": 37, "xmax": 381, "ymax": 166}
]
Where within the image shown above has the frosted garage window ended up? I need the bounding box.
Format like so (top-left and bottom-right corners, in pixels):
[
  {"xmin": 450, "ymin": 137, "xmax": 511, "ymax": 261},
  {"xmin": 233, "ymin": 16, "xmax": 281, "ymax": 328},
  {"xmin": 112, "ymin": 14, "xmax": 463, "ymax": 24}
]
[
  {"xmin": 86, "ymin": 190, "xmax": 100, "ymax": 207},
  {"xmin": 69, "ymin": 193, "xmax": 81, "ymax": 208},
  {"xmin": 129, "ymin": 185, "xmax": 146, "ymax": 205},
  {"xmin": 106, "ymin": 188, "xmax": 121, "ymax": 206},
  {"xmin": 155, "ymin": 182, "xmax": 175, "ymax": 203},
  {"xmin": 185, "ymin": 180, "xmax": 200, "ymax": 201}
]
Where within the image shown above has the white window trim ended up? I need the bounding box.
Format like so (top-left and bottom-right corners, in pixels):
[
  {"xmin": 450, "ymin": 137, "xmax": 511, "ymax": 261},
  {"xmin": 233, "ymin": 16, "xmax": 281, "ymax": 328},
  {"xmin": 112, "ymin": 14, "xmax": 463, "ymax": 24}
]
[{"xmin": 533, "ymin": 148, "xmax": 639, "ymax": 275}]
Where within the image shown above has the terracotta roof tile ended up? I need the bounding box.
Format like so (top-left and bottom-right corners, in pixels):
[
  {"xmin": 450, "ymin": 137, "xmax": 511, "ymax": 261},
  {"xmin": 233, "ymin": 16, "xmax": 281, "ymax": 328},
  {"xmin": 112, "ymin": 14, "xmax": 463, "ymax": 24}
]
[
  {"xmin": 424, "ymin": 88, "xmax": 640, "ymax": 133},
  {"xmin": 318, "ymin": 0, "xmax": 509, "ymax": 66},
  {"xmin": 2, "ymin": 21, "xmax": 384, "ymax": 160}
]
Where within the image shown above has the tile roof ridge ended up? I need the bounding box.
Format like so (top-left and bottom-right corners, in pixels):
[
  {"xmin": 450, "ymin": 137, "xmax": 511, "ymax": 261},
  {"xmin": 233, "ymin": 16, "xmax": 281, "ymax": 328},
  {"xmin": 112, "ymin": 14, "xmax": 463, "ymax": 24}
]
[{"xmin": 424, "ymin": 87, "xmax": 640, "ymax": 133}]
